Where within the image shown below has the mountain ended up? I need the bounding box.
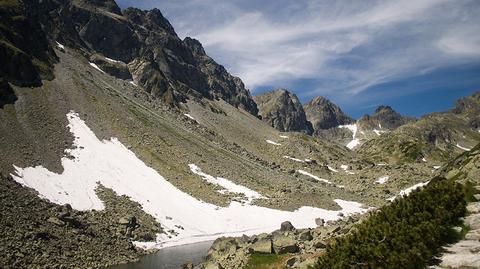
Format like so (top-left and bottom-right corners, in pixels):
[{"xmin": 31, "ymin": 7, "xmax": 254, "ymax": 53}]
[
  {"xmin": 304, "ymin": 96, "xmax": 353, "ymax": 131},
  {"xmin": 254, "ymin": 89, "xmax": 313, "ymax": 134},
  {"xmin": 310, "ymin": 102, "xmax": 413, "ymax": 150},
  {"xmin": 357, "ymin": 105, "xmax": 415, "ymax": 131},
  {"xmin": 0, "ymin": 0, "xmax": 258, "ymax": 115},
  {"xmin": 358, "ymin": 92, "xmax": 480, "ymax": 163},
  {"xmin": 1, "ymin": 0, "xmax": 479, "ymax": 268}
]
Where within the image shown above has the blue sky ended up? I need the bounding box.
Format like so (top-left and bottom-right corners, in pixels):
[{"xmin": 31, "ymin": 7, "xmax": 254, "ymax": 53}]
[{"xmin": 117, "ymin": 0, "xmax": 480, "ymax": 118}]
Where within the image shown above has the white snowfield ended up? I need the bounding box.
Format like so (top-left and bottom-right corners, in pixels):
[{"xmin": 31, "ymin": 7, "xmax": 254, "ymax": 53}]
[
  {"xmin": 89, "ymin": 62, "xmax": 106, "ymax": 74},
  {"xmin": 338, "ymin": 124, "xmax": 360, "ymax": 149},
  {"xmin": 456, "ymin": 144, "xmax": 472, "ymax": 151},
  {"xmin": 266, "ymin": 139, "xmax": 282, "ymax": 146},
  {"xmin": 297, "ymin": 170, "xmax": 333, "ymax": 185},
  {"xmin": 12, "ymin": 112, "xmax": 368, "ymax": 249},
  {"xmin": 375, "ymin": 176, "xmax": 389, "ymax": 184}
]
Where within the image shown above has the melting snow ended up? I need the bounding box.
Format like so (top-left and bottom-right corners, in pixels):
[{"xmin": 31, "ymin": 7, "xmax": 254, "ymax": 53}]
[
  {"xmin": 283, "ymin": 156, "xmax": 305, "ymax": 163},
  {"xmin": 56, "ymin": 41, "xmax": 65, "ymax": 50},
  {"xmin": 89, "ymin": 62, "xmax": 105, "ymax": 74},
  {"xmin": 279, "ymin": 135, "xmax": 289, "ymax": 139},
  {"xmin": 266, "ymin": 140, "xmax": 282, "ymax": 146},
  {"xmin": 375, "ymin": 176, "xmax": 389, "ymax": 184},
  {"xmin": 387, "ymin": 181, "xmax": 429, "ymax": 201},
  {"xmin": 327, "ymin": 166, "xmax": 338, "ymax": 173},
  {"xmin": 189, "ymin": 164, "xmax": 264, "ymax": 203},
  {"xmin": 104, "ymin": 57, "xmax": 125, "ymax": 64},
  {"xmin": 297, "ymin": 170, "xmax": 333, "ymax": 185},
  {"xmin": 422, "ymin": 157, "xmax": 427, "ymax": 162},
  {"xmin": 126, "ymin": 80, "xmax": 137, "ymax": 86},
  {"xmin": 433, "ymin": 165, "xmax": 441, "ymax": 169},
  {"xmin": 373, "ymin": 129, "xmax": 386, "ymax": 136},
  {"xmin": 184, "ymin": 114, "xmax": 196, "ymax": 121},
  {"xmin": 376, "ymin": 163, "xmax": 387, "ymax": 166},
  {"xmin": 456, "ymin": 144, "xmax": 471, "ymax": 151},
  {"xmin": 11, "ymin": 112, "xmax": 368, "ymax": 249},
  {"xmin": 340, "ymin": 164, "xmax": 355, "ymax": 175},
  {"xmin": 338, "ymin": 124, "xmax": 360, "ymax": 149}
]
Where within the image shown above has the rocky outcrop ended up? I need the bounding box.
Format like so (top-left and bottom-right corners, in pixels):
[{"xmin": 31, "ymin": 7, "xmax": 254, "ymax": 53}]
[
  {"xmin": 304, "ymin": 96, "xmax": 353, "ymax": 131},
  {"xmin": 0, "ymin": 0, "xmax": 57, "ymax": 87},
  {"xmin": 254, "ymin": 89, "xmax": 313, "ymax": 134},
  {"xmin": 357, "ymin": 105, "xmax": 415, "ymax": 131},
  {"xmin": 0, "ymin": 79, "xmax": 16, "ymax": 108},
  {"xmin": 2, "ymin": 0, "xmax": 258, "ymax": 115},
  {"xmin": 197, "ymin": 215, "xmax": 362, "ymax": 269}
]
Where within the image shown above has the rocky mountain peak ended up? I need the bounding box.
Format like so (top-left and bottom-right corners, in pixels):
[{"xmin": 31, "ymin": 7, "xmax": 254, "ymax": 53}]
[
  {"xmin": 359, "ymin": 105, "xmax": 414, "ymax": 130},
  {"xmin": 254, "ymin": 89, "xmax": 313, "ymax": 134},
  {"xmin": 304, "ymin": 96, "xmax": 353, "ymax": 131},
  {"xmin": 374, "ymin": 105, "xmax": 395, "ymax": 114}
]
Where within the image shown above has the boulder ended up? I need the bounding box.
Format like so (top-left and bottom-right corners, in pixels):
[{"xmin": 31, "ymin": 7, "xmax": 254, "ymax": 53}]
[
  {"xmin": 280, "ymin": 221, "xmax": 295, "ymax": 232},
  {"xmin": 465, "ymin": 214, "xmax": 480, "ymax": 230},
  {"xmin": 299, "ymin": 230, "xmax": 313, "ymax": 241},
  {"xmin": 250, "ymin": 239, "xmax": 272, "ymax": 254},
  {"xmin": 273, "ymin": 235, "xmax": 299, "ymax": 254},
  {"xmin": 315, "ymin": 218, "xmax": 325, "ymax": 227}
]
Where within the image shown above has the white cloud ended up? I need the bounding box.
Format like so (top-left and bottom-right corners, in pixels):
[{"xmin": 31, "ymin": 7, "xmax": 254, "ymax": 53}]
[{"xmin": 119, "ymin": 0, "xmax": 480, "ymax": 101}]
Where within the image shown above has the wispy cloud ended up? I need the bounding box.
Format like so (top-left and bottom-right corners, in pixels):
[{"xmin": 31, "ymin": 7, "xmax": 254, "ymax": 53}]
[{"xmin": 118, "ymin": 0, "xmax": 480, "ymax": 107}]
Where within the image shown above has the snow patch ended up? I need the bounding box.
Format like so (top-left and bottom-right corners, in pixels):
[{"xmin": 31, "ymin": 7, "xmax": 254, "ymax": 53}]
[
  {"xmin": 456, "ymin": 144, "xmax": 471, "ymax": 151},
  {"xmin": 279, "ymin": 135, "xmax": 289, "ymax": 139},
  {"xmin": 327, "ymin": 166, "xmax": 338, "ymax": 173},
  {"xmin": 375, "ymin": 176, "xmax": 389, "ymax": 184},
  {"xmin": 422, "ymin": 157, "xmax": 427, "ymax": 162},
  {"xmin": 266, "ymin": 140, "xmax": 282, "ymax": 146},
  {"xmin": 340, "ymin": 164, "xmax": 355, "ymax": 175},
  {"xmin": 89, "ymin": 62, "xmax": 105, "ymax": 74},
  {"xmin": 189, "ymin": 164, "xmax": 264, "ymax": 203},
  {"xmin": 338, "ymin": 124, "xmax": 360, "ymax": 149},
  {"xmin": 283, "ymin": 156, "xmax": 305, "ymax": 163},
  {"xmin": 297, "ymin": 170, "xmax": 333, "ymax": 185},
  {"xmin": 11, "ymin": 112, "xmax": 369, "ymax": 249},
  {"xmin": 104, "ymin": 57, "xmax": 125, "ymax": 64},
  {"xmin": 56, "ymin": 41, "xmax": 65, "ymax": 50},
  {"xmin": 184, "ymin": 114, "xmax": 196, "ymax": 121},
  {"xmin": 433, "ymin": 165, "xmax": 441, "ymax": 169},
  {"xmin": 387, "ymin": 181, "xmax": 429, "ymax": 201},
  {"xmin": 373, "ymin": 129, "xmax": 386, "ymax": 136},
  {"xmin": 376, "ymin": 163, "xmax": 387, "ymax": 166}
]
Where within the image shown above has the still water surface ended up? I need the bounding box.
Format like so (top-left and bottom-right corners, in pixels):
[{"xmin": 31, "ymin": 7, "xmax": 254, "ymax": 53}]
[{"xmin": 109, "ymin": 241, "xmax": 213, "ymax": 269}]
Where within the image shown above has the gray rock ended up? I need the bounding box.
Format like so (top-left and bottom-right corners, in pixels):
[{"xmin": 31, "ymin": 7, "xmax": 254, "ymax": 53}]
[
  {"xmin": 298, "ymin": 230, "xmax": 313, "ymax": 241},
  {"xmin": 280, "ymin": 221, "xmax": 295, "ymax": 232},
  {"xmin": 250, "ymin": 239, "xmax": 272, "ymax": 254},
  {"xmin": 315, "ymin": 218, "xmax": 325, "ymax": 227},
  {"xmin": 273, "ymin": 235, "xmax": 299, "ymax": 254},
  {"xmin": 254, "ymin": 89, "xmax": 313, "ymax": 134},
  {"xmin": 304, "ymin": 96, "xmax": 353, "ymax": 130},
  {"xmin": 465, "ymin": 214, "xmax": 480, "ymax": 230}
]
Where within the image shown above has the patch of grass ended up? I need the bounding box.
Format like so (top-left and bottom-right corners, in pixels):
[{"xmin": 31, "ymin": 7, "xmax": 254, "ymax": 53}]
[
  {"xmin": 464, "ymin": 180, "xmax": 478, "ymax": 203},
  {"xmin": 0, "ymin": 0, "xmax": 21, "ymax": 9},
  {"xmin": 244, "ymin": 253, "xmax": 282, "ymax": 269}
]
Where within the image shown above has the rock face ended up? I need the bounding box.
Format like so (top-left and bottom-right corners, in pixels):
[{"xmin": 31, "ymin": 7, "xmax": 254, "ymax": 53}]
[
  {"xmin": 1, "ymin": 0, "xmax": 258, "ymax": 115},
  {"xmin": 357, "ymin": 105, "xmax": 414, "ymax": 131},
  {"xmin": 304, "ymin": 96, "xmax": 353, "ymax": 131},
  {"xmin": 254, "ymin": 89, "xmax": 313, "ymax": 134}
]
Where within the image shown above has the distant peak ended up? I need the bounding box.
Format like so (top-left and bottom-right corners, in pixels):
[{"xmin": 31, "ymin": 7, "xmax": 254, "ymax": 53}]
[{"xmin": 374, "ymin": 105, "xmax": 395, "ymax": 114}]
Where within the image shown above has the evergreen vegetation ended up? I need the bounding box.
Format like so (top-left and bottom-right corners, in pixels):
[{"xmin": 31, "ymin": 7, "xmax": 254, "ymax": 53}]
[{"xmin": 315, "ymin": 177, "xmax": 467, "ymax": 269}]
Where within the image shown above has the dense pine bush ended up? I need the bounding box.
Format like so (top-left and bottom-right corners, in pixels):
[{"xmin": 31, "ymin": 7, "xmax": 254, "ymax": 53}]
[{"xmin": 315, "ymin": 177, "xmax": 467, "ymax": 269}]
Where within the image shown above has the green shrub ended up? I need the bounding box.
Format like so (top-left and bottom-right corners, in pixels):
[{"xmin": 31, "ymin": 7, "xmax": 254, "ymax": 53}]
[{"xmin": 314, "ymin": 177, "xmax": 466, "ymax": 269}]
